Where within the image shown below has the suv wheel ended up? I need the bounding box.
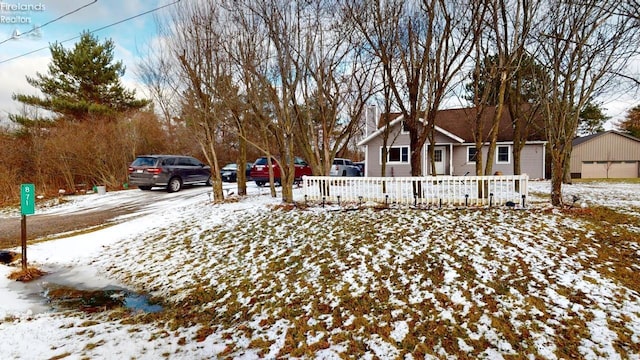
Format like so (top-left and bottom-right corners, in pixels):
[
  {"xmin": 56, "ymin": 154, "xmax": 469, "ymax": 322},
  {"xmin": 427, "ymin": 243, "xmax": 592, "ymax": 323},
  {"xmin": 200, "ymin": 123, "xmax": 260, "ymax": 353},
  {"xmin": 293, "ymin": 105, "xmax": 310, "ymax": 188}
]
[
  {"xmin": 167, "ymin": 177, "xmax": 182, "ymax": 193},
  {"xmin": 255, "ymin": 181, "xmax": 265, "ymax": 187}
]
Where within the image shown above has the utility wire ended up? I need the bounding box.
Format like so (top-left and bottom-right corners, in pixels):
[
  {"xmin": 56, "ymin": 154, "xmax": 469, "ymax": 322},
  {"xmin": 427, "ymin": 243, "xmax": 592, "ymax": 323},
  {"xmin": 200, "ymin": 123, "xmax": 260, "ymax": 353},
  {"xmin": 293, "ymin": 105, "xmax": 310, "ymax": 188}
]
[
  {"xmin": 0, "ymin": 0, "xmax": 182, "ymax": 65},
  {"xmin": 0, "ymin": 1, "xmax": 99, "ymax": 46}
]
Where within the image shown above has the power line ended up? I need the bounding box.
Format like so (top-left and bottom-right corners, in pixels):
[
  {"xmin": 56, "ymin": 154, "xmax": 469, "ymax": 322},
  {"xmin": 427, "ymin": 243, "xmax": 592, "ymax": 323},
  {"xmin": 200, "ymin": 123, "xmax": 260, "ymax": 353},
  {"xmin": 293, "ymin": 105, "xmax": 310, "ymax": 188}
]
[
  {"xmin": 0, "ymin": 1, "xmax": 99, "ymax": 46},
  {"xmin": 0, "ymin": 0, "xmax": 182, "ymax": 65}
]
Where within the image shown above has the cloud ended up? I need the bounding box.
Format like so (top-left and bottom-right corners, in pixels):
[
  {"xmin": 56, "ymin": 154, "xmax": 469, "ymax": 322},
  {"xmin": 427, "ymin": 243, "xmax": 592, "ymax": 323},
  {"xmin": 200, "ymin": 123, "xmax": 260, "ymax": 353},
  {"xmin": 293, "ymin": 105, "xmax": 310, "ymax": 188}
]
[{"xmin": 0, "ymin": 53, "xmax": 49, "ymax": 119}]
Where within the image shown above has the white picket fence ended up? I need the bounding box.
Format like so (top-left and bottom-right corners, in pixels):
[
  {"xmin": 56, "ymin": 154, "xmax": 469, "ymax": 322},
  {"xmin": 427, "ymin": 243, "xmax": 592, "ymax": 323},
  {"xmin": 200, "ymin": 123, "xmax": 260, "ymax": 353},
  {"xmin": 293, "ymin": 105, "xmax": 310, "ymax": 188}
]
[{"xmin": 301, "ymin": 175, "xmax": 529, "ymax": 207}]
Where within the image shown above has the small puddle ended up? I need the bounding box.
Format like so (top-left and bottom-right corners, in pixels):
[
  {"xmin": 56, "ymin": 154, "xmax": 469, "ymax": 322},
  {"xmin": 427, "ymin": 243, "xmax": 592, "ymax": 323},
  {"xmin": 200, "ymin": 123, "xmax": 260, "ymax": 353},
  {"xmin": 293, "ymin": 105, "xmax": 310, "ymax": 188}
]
[
  {"xmin": 43, "ymin": 284, "xmax": 163, "ymax": 313},
  {"xmin": 7, "ymin": 265, "xmax": 163, "ymax": 314}
]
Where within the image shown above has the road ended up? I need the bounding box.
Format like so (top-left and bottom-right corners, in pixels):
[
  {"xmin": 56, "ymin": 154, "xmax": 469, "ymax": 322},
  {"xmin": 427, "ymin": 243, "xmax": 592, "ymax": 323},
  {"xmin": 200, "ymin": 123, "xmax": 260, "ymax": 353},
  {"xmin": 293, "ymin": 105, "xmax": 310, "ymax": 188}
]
[{"xmin": 0, "ymin": 186, "xmax": 214, "ymax": 249}]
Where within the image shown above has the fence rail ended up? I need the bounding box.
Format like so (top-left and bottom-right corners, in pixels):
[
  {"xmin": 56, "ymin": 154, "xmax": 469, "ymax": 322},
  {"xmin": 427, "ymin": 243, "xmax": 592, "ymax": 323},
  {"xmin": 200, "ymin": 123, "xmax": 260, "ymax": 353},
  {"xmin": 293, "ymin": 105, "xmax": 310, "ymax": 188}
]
[{"xmin": 301, "ymin": 175, "xmax": 529, "ymax": 207}]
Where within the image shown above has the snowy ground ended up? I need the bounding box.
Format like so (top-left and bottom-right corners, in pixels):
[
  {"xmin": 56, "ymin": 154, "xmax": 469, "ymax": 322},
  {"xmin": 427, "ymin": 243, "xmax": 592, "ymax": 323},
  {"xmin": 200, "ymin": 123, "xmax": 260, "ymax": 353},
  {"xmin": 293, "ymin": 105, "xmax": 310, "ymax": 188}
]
[{"xmin": 1, "ymin": 180, "xmax": 639, "ymax": 359}]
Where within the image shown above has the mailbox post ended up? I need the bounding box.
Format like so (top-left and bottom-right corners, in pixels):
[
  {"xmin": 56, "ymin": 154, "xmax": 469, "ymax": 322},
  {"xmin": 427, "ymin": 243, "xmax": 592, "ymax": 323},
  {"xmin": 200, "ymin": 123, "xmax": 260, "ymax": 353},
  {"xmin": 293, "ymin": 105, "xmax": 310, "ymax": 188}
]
[{"xmin": 20, "ymin": 184, "xmax": 35, "ymax": 270}]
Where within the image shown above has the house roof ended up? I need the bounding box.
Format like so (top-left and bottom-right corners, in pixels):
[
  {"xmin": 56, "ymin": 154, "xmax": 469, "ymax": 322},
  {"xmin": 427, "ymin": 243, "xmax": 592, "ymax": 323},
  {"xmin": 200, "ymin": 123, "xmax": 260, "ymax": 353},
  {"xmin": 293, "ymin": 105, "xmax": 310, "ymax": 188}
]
[
  {"xmin": 359, "ymin": 105, "xmax": 546, "ymax": 146},
  {"xmin": 572, "ymin": 130, "xmax": 640, "ymax": 147}
]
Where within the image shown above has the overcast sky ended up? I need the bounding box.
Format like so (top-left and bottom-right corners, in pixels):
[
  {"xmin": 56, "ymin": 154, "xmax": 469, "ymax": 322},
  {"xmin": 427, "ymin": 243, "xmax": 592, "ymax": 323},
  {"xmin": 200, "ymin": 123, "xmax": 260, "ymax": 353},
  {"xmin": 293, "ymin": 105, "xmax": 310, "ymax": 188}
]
[{"xmin": 0, "ymin": 0, "xmax": 637, "ymax": 128}]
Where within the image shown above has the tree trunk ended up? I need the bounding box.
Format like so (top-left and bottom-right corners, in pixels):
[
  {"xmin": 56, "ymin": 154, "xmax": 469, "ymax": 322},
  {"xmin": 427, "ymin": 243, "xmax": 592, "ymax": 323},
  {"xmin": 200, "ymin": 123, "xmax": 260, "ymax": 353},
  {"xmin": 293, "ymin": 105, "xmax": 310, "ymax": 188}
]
[
  {"xmin": 562, "ymin": 142, "xmax": 573, "ymax": 184},
  {"xmin": 475, "ymin": 142, "xmax": 483, "ymax": 176},
  {"xmin": 513, "ymin": 137, "xmax": 522, "ymax": 192},
  {"xmin": 205, "ymin": 141, "xmax": 224, "ymax": 202},
  {"xmin": 484, "ymin": 72, "xmax": 507, "ymax": 176},
  {"xmin": 513, "ymin": 146, "xmax": 522, "ymax": 175},
  {"xmin": 550, "ymin": 156, "xmax": 564, "ymax": 206},
  {"xmin": 237, "ymin": 132, "xmax": 248, "ymax": 196},
  {"xmin": 511, "ymin": 104, "xmax": 523, "ymax": 177},
  {"xmin": 427, "ymin": 131, "xmax": 436, "ymax": 176},
  {"xmin": 408, "ymin": 126, "xmax": 425, "ymax": 198},
  {"xmin": 280, "ymin": 136, "xmax": 295, "ymax": 204},
  {"xmin": 266, "ymin": 155, "xmax": 277, "ymax": 198},
  {"xmin": 409, "ymin": 131, "xmax": 423, "ymax": 177}
]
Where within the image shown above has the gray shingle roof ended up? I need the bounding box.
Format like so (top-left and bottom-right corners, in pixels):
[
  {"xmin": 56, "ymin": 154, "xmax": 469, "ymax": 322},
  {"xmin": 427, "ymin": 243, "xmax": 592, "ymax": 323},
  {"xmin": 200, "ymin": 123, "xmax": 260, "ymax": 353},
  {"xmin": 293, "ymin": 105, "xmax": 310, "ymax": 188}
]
[{"xmin": 572, "ymin": 130, "xmax": 640, "ymax": 146}]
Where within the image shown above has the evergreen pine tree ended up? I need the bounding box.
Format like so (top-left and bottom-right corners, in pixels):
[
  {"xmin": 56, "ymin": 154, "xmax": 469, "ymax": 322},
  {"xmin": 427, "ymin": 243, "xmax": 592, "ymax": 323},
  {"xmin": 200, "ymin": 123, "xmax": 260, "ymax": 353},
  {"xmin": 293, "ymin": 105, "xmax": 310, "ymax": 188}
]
[
  {"xmin": 577, "ymin": 102, "xmax": 609, "ymax": 136},
  {"xmin": 11, "ymin": 31, "xmax": 148, "ymax": 125}
]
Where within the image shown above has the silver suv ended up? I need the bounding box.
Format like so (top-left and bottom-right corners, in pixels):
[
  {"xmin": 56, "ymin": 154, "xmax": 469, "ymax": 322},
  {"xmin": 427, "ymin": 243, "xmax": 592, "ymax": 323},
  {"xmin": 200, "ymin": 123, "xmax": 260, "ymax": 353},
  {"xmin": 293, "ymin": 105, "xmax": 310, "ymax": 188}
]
[
  {"xmin": 330, "ymin": 158, "xmax": 363, "ymax": 177},
  {"xmin": 128, "ymin": 155, "xmax": 211, "ymax": 192}
]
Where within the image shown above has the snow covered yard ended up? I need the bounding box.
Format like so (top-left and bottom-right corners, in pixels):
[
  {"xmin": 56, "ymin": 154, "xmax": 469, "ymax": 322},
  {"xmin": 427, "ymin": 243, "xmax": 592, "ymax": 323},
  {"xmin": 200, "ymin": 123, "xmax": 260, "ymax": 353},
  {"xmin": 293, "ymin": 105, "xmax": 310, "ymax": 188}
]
[{"xmin": 1, "ymin": 180, "xmax": 640, "ymax": 359}]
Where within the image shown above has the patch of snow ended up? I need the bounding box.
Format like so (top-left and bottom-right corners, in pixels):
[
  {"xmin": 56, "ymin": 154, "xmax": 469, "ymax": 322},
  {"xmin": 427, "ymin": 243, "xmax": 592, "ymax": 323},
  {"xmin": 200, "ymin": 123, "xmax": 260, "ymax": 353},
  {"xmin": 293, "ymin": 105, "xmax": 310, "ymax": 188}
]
[
  {"xmin": 1, "ymin": 181, "xmax": 639, "ymax": 358},
  {"xmin": 389, "ymin": 320, "xmax": 409, "ymax": 343}
]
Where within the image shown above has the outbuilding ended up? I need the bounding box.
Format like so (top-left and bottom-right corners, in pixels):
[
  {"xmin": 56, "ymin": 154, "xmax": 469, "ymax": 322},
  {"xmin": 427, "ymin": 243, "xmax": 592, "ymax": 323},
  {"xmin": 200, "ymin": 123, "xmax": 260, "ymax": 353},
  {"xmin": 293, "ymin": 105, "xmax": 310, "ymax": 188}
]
[{"xmin": 570, "ymin": 130, "xmax": 640, "ymax": 179}]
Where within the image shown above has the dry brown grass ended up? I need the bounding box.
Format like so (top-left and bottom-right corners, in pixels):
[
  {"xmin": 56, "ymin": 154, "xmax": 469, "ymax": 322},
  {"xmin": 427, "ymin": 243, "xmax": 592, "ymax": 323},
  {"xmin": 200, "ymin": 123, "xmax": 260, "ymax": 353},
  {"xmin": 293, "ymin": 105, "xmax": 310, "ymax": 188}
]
[
  {"xmin": 560, "ymin": 206, "xmax": 640, "ymax": 292},
  {"xmin": 94, "ymin": 202, "xmax": 640, "ymax": 359},
  {"xmin": 8, "ymin": 266, "xmax": 46, "ymax": 282}
]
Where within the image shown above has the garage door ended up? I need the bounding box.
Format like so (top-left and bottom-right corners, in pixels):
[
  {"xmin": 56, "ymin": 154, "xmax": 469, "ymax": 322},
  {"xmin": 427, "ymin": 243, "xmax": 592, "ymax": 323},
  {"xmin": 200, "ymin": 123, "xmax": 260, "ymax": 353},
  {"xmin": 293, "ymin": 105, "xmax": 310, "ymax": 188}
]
[{"xmin": 582, "ymin": 161, "xmax": 639, "ymax": 178}]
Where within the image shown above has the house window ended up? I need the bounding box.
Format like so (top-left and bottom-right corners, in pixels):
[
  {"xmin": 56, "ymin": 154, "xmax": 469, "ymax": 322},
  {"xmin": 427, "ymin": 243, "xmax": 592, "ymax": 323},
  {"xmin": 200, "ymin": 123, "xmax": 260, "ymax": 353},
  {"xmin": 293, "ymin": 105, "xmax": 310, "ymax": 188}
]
[
  {"xmin": 434, "ymin": 149, "xmax": 443, "ymax": 162},
  {"xmin": 497, "ymin": 145, "xmax": 510, "ymax": 164},
  {"xmin": 382, "ymin": 146, "xmax": 409, "ymax": 163},
  {"xmin": 467, "ymin": 147, "xmax": 477, "ymax": 163}
]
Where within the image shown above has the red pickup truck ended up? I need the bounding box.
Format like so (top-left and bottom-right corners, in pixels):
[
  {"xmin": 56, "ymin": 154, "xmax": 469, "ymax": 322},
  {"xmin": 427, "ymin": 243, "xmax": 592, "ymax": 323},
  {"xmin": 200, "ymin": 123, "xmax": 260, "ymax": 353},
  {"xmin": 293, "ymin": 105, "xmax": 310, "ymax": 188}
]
[{"xmin": 250, "ymin": 156, "xmax": 312, "ymax": 186}]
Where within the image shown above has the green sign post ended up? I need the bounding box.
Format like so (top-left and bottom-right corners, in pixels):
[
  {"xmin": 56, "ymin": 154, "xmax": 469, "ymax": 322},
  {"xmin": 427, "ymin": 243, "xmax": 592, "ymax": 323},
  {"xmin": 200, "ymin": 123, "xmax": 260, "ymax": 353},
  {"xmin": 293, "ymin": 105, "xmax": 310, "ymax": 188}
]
[
  {"xmin": 21, "ymin": 184, "xmax": 35, "ymax": 215},
  {"xmin": 20, "ymin": 184, "xmax": 35, "ymax": 270}
]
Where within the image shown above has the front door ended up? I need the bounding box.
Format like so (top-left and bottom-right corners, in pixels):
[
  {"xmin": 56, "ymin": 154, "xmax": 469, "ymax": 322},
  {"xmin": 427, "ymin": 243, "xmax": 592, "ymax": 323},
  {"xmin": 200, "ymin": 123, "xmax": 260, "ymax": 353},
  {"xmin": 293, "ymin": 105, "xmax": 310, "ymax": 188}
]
[{"xmin": 434, "ymin": 146, "xmax": 446, "ymax": 174}]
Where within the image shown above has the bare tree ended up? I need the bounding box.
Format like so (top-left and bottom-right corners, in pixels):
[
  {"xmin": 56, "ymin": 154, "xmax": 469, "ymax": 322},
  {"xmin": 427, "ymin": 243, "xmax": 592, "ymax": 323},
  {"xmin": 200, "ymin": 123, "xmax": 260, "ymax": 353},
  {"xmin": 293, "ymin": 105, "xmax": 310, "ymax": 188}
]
[
  {"xmin": 224, "ymin": 3, "xmax": 278, "ymax": 198},
  {"xmin": 467, "ymin": 0, "xmax": 540, "ymax": 176},
  {"xmin": 621, "ymin": 0, "xmax": 640, "ymax": 21},
  {"xmin": 378, "ymin": 70, "xmax": 400, "ymax": 178},
  {"xmin": 467, "ymin": 38, "xmax": 496, "ymax": 177},
  {"xmin": 532, "ymin": 0, "xmax": 639, "ymax": 206},
  {"xmin": 508, "ymin": 56, "xmax": 545, "ymax": 177},
  {"xmin": 135, "ymin": 37, "xmax": 181, "ymax": 125},
  {"xmin": 162, "ymin": 1, "xmax": 236, "ymax": 202},
  {"xmin": 228, "ymin": 0, "xmax": 311, "ymax": 203},
  {"xmin": 483, "ymin": 0, "xmax": 537, "ymax": 175},
  {"xmin": 346, "ymin": 0, "xmax": 483, "ymax": 178},
  {"xmin": 292, "ymin": 1, "xmax": 379, "ymax": 177},
  {"xmin": 343, "ymin": 0, "xmax": 403, "ymax": 178}
]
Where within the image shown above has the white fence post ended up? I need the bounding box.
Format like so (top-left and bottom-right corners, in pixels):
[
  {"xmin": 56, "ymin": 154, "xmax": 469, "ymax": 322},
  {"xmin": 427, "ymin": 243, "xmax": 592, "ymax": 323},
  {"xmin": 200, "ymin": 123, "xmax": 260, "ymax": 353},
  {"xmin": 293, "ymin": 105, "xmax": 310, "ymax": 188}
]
[{"xmin": 301, "ymin": 175, "xmax": 529, "ymax": 207}]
